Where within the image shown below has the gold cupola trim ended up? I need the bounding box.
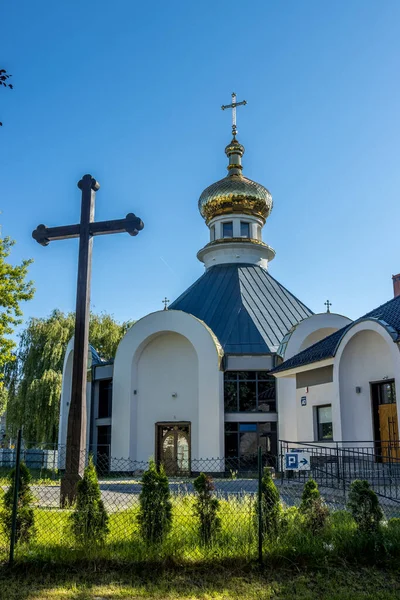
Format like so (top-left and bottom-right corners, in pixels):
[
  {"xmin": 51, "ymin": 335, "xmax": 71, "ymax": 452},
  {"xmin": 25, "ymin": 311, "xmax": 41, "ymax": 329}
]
[{"xmin": 198, "ymin": 136, "xmax": 273, "ymax": 225}]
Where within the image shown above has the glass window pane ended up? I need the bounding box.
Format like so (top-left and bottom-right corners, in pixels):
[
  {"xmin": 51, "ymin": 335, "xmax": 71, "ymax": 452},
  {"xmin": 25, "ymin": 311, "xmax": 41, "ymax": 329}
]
[
  {"xmin": 225, "ymin": 432, "xmax": 238, "ymax": 457},
  {"xmin": 239, "ymin": 381, "xmax": 257, "ymax": 411},
  {"xmin": 210, "ymin": 225, "xmax": 215, "ymax": 241},
  {"xmin": 224, "ymin": 372, "xmax": 237, "ymax": 381},
  {"xmin": 98, "ymin": 379, "xmax": 112, "ymax": 418},
  {"xmin": 258, "ymin": 380, "xmax": 276, "ymax": 412},
  {"xmin": 224, "ymin": 381, "xmax": 238, "ymax": 411},
  {"xmin": 239, "ymin": 423, "xmax": 257, "ymax": 432},
  {"xmin": 317, "ymin": 406, "xmax": 333, "ymax": 440},
  {"xmin": 225, "ymin": 422, "xmax": 238, "ymax": 432},
  {"xmin": 240, "ymin": 222, "xmax": 250, "ymax": 237},
  {"xmin": 222, "ymin": 222, "xmax": 233, "ymax": 238},
  {"xmin": 381, "ymin": 383, "xmax": 396, "ymax": 405},
  {"xmin": 237, "ymin": 371, "xmax": 256, "ymax": 381},
  {"xmin": 239, "ymin": 432, "xmax": 258, "ymax": 455},
  {"xmin": 257, "ymin": 371, "xmax": 274, "ymax": 381}
]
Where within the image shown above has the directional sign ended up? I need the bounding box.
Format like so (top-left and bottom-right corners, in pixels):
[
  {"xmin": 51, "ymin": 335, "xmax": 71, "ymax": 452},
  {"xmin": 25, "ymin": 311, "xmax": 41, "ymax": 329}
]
[{"xmin": 285, "ymin": 452, "xmax": 311, "ymax": 471}]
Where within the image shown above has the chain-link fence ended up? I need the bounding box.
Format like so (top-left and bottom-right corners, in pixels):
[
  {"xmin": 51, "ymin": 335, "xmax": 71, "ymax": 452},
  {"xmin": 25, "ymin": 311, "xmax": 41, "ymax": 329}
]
[{"xmin": 1, "ymin": 435, "xmax": 400, "ymax": 566}]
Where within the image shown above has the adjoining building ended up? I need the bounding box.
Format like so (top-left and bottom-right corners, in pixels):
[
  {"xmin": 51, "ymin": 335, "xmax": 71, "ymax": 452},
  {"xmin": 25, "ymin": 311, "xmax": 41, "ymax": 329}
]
[{"xmin": 272, "ymin": 278, "xmax": 400, "ymax": 459}]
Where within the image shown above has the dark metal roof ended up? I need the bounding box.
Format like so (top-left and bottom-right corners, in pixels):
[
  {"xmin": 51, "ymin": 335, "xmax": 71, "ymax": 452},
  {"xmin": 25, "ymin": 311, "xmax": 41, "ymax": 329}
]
[
  {"xmin": 169, "ymin": 264, "xmax": 313, "ymax": 354},
  {"xmin": 272, "ymin": 294, "xmax": 400, "ymax": 374}
]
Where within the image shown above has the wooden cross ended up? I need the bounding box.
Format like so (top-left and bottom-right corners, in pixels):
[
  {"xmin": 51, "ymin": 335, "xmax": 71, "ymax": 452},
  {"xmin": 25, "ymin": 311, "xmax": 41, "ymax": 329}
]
[
  {"xmin": 324, "ymin": 299, "xmax": 332, "ymax": 313},
  {"xmin": 221, "ymin": 92, "xmax": 247, "ymax": 138},
  {"xmin": 32, "ymin": 174, "xmax": 144, "ymax": 504},
  {"xmin": 162, "ymin": 297, "xmax": 170, "ymax": 311}
]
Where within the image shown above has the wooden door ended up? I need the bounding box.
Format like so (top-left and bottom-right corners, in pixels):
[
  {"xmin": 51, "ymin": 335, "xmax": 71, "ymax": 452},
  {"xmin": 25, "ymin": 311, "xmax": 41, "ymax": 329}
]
[{"xmin": 379, "ymin": 403, "xmax": 400, "ymax": 462}]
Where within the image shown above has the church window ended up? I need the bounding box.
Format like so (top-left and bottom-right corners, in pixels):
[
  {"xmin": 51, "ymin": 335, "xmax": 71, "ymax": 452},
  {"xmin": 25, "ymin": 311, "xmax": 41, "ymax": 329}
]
[
  {"xmin": 98, "ymin": 379, "xmax": 112, "ymax": 419},
  {"xmin": 240, "ymin": 221, "xmax": 250, "ymax": 238},
  {"xmin": 222, "ymin": 222, "xmax": 233, "ymax": 238},
  {"xmin": 210, "ymin": 225, "xmax": 215, "ymax": 241},
  {"xmin": 224, "ymin": 371, "xmax": 276, "ymax": 412},
  {"xmin": 316, "ymin": 405, "xmax": 333, "ymax": 441},
  {"xmin": 224, "ymin": 422, "xmax": 277, "ymax": 460}
]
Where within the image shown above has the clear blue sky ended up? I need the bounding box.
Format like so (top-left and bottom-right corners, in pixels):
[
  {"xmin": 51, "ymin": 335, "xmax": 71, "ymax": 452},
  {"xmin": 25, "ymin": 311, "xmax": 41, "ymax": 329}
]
[{"xmin": 1, "ymin": 1, "xmax": 400, "ymax": 331}]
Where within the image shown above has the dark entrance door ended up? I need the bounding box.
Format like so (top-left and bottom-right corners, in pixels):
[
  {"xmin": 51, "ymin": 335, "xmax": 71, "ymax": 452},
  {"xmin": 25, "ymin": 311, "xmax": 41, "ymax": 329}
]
[
  {"xmin": 371, "ymin": 380, "xmax": 399, "ymax": 462},
  {"xmin": 156, "ymin": 423, "xmax": 190, "ymax": 475}
]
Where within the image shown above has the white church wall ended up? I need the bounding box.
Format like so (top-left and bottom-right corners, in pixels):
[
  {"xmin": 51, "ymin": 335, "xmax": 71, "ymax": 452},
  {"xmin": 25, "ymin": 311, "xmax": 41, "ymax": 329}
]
[
  {"xmin": 335, "ymin": 321, "xmax": 400, "ymax": 443},
  {"xmin": 135, "ymin": 332, "xmax": 198, "ymax": 462},
  {"xmin": 295, "ymin": 382, "xmax": 336, "ymax": 442},
  {"xmin": 276, "ymin": 376, "xmax": 297, "ymax": 442},
  {"xmin": 111, "ymin": 310, "xmax": 224, "ymax": 465},
  {"xmin": 58, "ymin": 338, "xmax": 92, "ymax": 468},
  {"xmin": 283, "ymin": 313, "xmax": 352, "ymax": 360}
]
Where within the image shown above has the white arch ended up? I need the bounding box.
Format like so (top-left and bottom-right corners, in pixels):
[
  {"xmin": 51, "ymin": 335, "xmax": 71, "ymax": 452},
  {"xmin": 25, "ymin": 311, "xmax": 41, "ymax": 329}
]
[
  {"xmin": 111, "ymin": 310, "xmax": 224, "ymax": 461},
  {"xmin": 334, "ymin": 319, "xmax": 400, "ymax": 443}
]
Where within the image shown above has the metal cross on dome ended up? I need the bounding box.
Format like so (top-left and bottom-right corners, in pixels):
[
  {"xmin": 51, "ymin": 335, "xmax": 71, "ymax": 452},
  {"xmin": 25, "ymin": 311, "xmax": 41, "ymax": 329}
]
[
  {"xmin": 324, "ymin": 300, "xmax": 332, "ymax": 313},
  {"xmin": 221, "ymin": 92, "xmax": 247, "ymax": 138},
  {"xmin": 162, "ymin": 297, "xmax": 170, "ymax": 310}
]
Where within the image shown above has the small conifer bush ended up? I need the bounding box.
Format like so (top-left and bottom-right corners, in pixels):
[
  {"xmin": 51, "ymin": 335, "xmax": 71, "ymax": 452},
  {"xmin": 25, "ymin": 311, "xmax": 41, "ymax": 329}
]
[
  {"xmin": 70, "ymin": 455, "xmax": 109, "ymax": 545},
  {"xmin": 2, "ymin": 461, "xmax": 35, "ymax": 544},
  {"xmin": 137, "ymin": 460, "xmax": 172, "ymax": 543},
  {"xmin": 347, "ymin": 479, "xmax": 383, "ymax": 533},
  {"xmin": 256, "ymin": 467, "xmax": 281, "ymax": 538},
  {"xmin": 299, "ymin": 478, "xmax": 329, "ymax": 533},
  {"xmin": 193, "ymin": 473, "xmax": 221, "ymax": 545}
]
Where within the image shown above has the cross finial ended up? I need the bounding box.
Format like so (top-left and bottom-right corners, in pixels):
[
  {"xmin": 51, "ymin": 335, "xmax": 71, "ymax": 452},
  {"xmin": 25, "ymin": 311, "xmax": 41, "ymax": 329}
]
[
  {"xmin": 221, "ymin": 92, "xmax": 247, "ymax": 138},
  {"xmin": 162, "ymin": 297, "xmax": 170, "ymax": 311},
  {"xmin": 324, "ymin": 300, "xmax": 332, "ymax": 313}
]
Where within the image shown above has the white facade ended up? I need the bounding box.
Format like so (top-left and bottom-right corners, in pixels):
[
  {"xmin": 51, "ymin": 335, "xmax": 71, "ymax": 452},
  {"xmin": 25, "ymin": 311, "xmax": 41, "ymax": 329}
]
[
  {"xmin": 275, "ymin": 317, "xmax": 400, "ymax": 446},
  {"xmin": 111, "ymin": 310, "xmax": 224, "ymax": 462}
]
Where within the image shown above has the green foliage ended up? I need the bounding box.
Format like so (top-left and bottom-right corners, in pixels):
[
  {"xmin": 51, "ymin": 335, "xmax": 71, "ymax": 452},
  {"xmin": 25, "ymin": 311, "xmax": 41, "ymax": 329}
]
[
  {"xmin": 5, "ymin": 310, "xmax": 132, "ymax": 443},
  {"xmin": 137, "ymin": 460, "xmax": 172, "ymax": 543},
  {"xmin": 2, "ymin": 461, "xmax": 35, "ymax": 543},
  {"xmin": 0, "ymin": 236, "xmax": 34, "ymax": 409},
  {"xmin": 256, "ymin": 467, "xmax": 281, "ymax": 538},
  {"xmin": 347, "ymin": 480, "xmax": 383, "ymax": 533},
  {"xmin": 388, "ymin": 517, "xmax": 400, "ymax": 531},
  {"xmin": 299, "ymin": 478, "xmax": 329, "ymax": 533},
  {"xmin": 193, "ymin": 473, "xmax": 221, "ymax": 545},
  {"xmin": 70, "ymin": 456, "xmax": 109, "ymax": 545}
]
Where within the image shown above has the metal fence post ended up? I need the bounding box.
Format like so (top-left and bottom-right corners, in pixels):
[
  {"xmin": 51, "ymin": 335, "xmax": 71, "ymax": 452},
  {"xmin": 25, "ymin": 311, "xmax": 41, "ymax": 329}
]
[
  {"xmin": 9, "ymin": 428, "xmax": 22, "ymax": 566},
  {"xmin": 257, "ymin": 445, "xmax": 263, "ymax": 566}
]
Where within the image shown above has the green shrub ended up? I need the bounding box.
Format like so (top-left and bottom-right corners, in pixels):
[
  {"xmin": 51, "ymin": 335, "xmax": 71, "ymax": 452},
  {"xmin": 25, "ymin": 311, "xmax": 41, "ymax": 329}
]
[
  {"xmin": 137, "ymin": 460, "xmax": 172, "ymax": 543},
  {"xmin": 299, "ymin": 478, "xmax": 329, "ymax": 533},
  {"xmin": 70, "ymin": 455, "xmax": 109, "ymax": 545},
  {"xmin": 387, "ymin": 517, "xmax": 400, "ymax": 531},
  {"xmin": 2, "ymin": 461, "xmax": 35, "ymax": 544},
  {"xmin": 347, "ymin": 480, "xmax": 383, "ymax": 533},
  {"xmin": 193, "ymin": 473, "xmax": 221, "ymax": 545},
  {"xmin": 256, "ymin": 467, "xmax": 281, "ymax": 538}
]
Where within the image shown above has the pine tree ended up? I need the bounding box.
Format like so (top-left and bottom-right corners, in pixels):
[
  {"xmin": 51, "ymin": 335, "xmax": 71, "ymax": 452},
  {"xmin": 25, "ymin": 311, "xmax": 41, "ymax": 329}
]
[
  {"xmin": 137, "ymin": 460, "xmax": 172, "ymax": 543},
  {"xmin": 70, "ymin": 456, "xmax": 109, "ymax": 545},
  {"xmin": 2, "ymin": 461, "xmax": 35, "ymax": 543},
  {"xmin": 193, "ymin": 473, "xmax": 221, "ymax": 545},
  {"xmin": 299, "ymin": 478, "xmax": 329, "ymax": 533},
  {"xmin": 256, "ymin": 467, "xmax": 281, "ymax": 538},
  {"xmin": 347, "ymin": 479, "xmax": 383, "ymax": 533}
]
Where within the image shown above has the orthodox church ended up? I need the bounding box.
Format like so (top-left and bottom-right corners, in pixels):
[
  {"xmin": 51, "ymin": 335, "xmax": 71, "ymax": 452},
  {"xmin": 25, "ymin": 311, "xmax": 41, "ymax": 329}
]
[{"xmin": 59, "ymin": 103, "xmax": 398, "ymax": 472}]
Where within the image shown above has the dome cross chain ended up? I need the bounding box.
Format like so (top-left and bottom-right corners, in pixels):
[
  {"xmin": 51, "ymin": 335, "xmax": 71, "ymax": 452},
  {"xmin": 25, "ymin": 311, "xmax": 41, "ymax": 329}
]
[{"xmin": 221, "ymin": 92, "xmax": 247, "ymax": 138}]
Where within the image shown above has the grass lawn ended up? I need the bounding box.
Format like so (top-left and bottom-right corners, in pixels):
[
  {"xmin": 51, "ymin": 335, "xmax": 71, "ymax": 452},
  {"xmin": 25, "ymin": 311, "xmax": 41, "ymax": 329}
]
[{"xmin": 0, "ymin": 565, "xmax": 400, "ymax": 600}]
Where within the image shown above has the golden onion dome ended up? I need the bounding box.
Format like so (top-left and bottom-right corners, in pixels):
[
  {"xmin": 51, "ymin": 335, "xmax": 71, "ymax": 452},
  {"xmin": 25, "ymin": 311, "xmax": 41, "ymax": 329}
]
[{"xmin": 198, "ymin": 137, "xmax": 273, "ymax": 224}]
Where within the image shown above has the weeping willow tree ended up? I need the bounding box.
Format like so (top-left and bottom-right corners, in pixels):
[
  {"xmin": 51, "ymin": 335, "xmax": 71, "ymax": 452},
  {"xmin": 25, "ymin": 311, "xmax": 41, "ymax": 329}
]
[{"xmin": 5, "ymin": 310, "xmax": 132, "ymax": 444}]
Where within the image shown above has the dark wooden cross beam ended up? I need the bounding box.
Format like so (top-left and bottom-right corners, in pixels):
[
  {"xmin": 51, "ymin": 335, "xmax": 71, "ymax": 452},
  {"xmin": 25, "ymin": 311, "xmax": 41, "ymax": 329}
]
[{"xmin": 32, "ymin": 174, "xmax": 144, "ymax": 504}]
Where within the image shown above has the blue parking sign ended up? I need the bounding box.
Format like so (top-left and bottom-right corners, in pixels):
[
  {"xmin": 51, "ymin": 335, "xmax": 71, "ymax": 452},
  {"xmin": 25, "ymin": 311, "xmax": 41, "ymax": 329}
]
[{"xmin": 285, "ymin": 453, "xmax": 299, "ymax": 469}]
